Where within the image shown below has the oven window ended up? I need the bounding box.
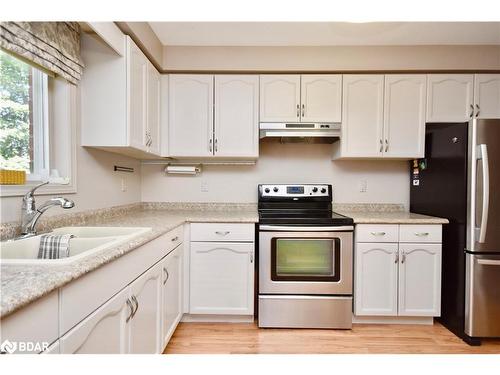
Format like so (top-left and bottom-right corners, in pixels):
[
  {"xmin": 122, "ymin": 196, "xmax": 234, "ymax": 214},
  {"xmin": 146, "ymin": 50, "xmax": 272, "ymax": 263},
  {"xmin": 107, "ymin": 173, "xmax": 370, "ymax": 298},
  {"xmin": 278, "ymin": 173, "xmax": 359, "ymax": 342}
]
[{"xmin": 271, "ymin": 238, "xmax": 341, "ymax": 282}]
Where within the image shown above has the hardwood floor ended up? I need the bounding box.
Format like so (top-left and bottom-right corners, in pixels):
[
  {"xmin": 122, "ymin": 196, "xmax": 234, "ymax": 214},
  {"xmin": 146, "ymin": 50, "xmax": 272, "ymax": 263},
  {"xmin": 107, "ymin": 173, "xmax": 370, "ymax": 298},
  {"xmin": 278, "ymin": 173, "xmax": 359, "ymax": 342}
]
[{"xmin": 164, "ymin": 322, "xmax": 500, "ymax": 354}]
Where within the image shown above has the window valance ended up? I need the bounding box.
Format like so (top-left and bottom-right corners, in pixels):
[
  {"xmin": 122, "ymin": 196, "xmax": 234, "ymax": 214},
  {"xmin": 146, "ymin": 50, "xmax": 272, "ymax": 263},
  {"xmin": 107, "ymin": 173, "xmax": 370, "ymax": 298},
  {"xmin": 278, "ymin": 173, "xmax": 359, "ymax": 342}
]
[{"xmin": 0, "ymin": 22, "xmax": 83, "ymax": 85}]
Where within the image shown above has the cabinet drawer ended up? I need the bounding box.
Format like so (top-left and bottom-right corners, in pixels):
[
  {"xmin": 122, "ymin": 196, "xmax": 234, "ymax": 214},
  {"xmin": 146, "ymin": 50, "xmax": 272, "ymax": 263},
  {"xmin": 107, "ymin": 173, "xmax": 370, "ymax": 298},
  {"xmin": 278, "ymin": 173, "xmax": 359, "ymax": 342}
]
[
  {"xmin": 399, "ymin": 225, "xmax": 442, "ymax": 243},
  {"xmin": 190, "ymin": 223, "xmax": 254, "ymax": 242},
  {"xmin": 355, "ymin": 225, "xmax": 399, "ymax": 243}
]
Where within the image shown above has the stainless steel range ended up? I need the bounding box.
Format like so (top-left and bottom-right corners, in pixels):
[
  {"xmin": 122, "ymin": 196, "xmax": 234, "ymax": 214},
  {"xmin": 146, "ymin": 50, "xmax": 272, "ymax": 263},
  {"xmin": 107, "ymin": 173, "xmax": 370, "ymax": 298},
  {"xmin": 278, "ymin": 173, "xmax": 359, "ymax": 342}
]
[{"xmin": 257, "ymin": 184, "xmax": 354, "ymax": 329}]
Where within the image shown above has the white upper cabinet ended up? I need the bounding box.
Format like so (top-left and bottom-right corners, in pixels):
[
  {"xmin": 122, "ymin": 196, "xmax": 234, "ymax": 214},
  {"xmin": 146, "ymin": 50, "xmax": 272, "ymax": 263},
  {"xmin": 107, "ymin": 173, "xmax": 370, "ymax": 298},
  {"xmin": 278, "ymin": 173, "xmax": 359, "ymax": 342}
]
[
  {"xmin": 474, "ymin": 74, "xmax": 500, "ymax": 119},
  {"xmin": 81, "ymin": 35, "xmax": 162, "ymax": 158},
  {"xmin": 300, "ymin": 75, "xmax": 342, "ymax": 123},
  {"xmin": 426, "ymin": 74, "xmax": 474, "ymax": 122},
  {"xmin": 260, "ymin": 75, "xmax": 301, "ymax": 122},
  {"xmin": 214, "ymin": 75, "xmax": 259, "ymax": 158},
  {"xmin": 383, "ymin": 75, "xmax": 426, "ymax": 158},
  {"xmin": 260, "ymin": 75, "xmax": 342, "ymax": 123},
  {"xmin": 398, "ymin": 244, "xmax": 442, "ymax": 317},
  {"xmin": 168, "ymin": 74, "xmax": 259, "ymax": 159},
  {"xmin": 354, "ymin": 243, "xmax": 399, "ymax": 316},
  {"xmin": 128, "ymin": 40, "xmax": 148, "ymax": 151},
  {"xmin": 338, "ymin": 75, "xmax": 385, "ymax": 158},
  {"xmin": 147, "ymin": 63, "xmax": 161, "ymax": 155},
  {"xmin": 168, "ymin": 75, "xmax": 214, "ymax": 158}
]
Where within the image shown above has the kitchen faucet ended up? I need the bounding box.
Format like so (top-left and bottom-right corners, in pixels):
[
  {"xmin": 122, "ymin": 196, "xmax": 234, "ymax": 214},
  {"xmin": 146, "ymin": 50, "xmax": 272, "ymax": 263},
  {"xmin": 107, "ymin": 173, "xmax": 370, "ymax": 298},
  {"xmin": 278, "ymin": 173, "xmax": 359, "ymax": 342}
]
[{"xmin": 20, "ymin": 181, "xmax": 75, "ymax": 237}]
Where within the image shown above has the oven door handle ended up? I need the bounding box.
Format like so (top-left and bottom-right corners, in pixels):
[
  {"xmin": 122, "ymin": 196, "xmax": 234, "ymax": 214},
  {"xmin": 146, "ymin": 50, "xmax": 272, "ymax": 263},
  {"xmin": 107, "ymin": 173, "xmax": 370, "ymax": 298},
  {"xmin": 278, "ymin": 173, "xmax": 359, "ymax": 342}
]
[{"xmin": 259, "ymin": 225, "xmax": 354, "ymax": 232}]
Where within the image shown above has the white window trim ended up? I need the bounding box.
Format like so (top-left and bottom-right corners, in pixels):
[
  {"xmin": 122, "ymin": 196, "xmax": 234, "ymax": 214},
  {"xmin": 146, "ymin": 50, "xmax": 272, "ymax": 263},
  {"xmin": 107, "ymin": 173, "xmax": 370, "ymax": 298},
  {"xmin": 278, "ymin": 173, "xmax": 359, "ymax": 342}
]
[
  {"xmin": 27, "ymin": 69, "xmax": 50, "ymax": 181},
  {"xmin": 0, "ymin": 81, "xmax": 77, "ymax": 197}
]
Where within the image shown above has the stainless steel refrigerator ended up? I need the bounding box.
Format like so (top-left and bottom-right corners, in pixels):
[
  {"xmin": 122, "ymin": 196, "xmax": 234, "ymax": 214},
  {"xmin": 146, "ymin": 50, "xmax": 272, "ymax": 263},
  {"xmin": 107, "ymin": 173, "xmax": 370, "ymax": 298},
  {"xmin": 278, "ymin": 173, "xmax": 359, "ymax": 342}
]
[{"xmin": 410, "ymin": 118, "xmax": 500, "ymax": 346}]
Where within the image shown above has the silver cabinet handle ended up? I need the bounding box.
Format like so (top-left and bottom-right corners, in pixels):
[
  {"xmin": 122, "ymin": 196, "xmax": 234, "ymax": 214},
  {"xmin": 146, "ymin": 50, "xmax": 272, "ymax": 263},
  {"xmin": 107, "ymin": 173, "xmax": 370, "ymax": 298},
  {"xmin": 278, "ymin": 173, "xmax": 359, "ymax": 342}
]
[
  {"xmin": 394, "ymin": 252, "xmax": 399, "ymax": 264},
  {"xmin": 475, "ymin": 104, "xmax": 480, "ymax": 118},
  {"xmin": 215, "ymin": 231, "xmax": 230, "ymax": 236},
  {"xmin": 209, "ymin": 138, "xmax": 213, "ymax": 153},
  {"xmin": 401, "ymin": 252, "xmax": 406, "ymax": 264},
  {"xmin": 379, "ymin": 139, "xmax": 383, "ymax": 152},
  {"xmin": 414, "ymin": 232, "xmax": 430, "ymax": 236},
  {"xmin": 131, "ymin": 295, "xmax": 139, "ymax": 318},
  {"xmin": 296, "ymin": 104, "xmax": 300, "ymax": 118},
  {"xmin": 126, "ymin": 298, "xmax": 134, "ymax": 323},
  {"xmin": 370, "ymin": 231, "xmax": 386, "ymax": 236},
  {"xmin": 171, "ymin": 236, "xmax": 179, "ymax": 242},
  {"xmin": 385, "ymin": 139, "xmax": 389, "ymax": 152},
  {"xmin": 478, "ymin": 144, "xmax": 490, "ymax": 243},
  {"xmin": 215, "ymin": 138, "xmax": 218, "ymax": 152},
  {"xmin": 163, "ymin": 267, "xmax": 169, "ymax": 285},
  {"xmin": 250, "ymin": 253, "xmax": 254, "ymax": 263},
  {"xmin": 301, "ymin": 104, "xmax": 305, "ymax": 117},
  {"xmin": 469, "ymin": 104, "xmax": 474, "ymax": 118}
]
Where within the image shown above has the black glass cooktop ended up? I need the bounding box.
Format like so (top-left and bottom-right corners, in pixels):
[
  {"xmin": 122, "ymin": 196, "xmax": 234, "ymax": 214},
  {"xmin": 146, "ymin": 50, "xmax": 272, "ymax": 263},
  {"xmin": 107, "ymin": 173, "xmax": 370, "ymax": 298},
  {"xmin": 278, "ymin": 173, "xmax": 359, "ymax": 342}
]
[{"xmin": 258, "ymin": 209, "xmax": 353, "ymax": 226}]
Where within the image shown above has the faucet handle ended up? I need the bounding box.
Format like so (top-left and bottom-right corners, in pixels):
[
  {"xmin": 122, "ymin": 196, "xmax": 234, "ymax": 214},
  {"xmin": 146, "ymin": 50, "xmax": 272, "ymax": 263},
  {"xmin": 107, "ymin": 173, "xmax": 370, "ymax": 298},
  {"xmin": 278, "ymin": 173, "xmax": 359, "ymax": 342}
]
[{"xmin": 24, "ymin": 181, "xmax": 49, "ymax": 202}]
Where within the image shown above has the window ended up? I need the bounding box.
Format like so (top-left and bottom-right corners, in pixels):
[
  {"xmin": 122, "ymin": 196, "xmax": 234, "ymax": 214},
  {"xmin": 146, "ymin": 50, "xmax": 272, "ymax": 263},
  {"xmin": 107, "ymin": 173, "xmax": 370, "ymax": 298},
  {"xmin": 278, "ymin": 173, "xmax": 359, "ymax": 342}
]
[{"xmin": 0, "ymin": 49, "xmax": 50, "ymax": 181}]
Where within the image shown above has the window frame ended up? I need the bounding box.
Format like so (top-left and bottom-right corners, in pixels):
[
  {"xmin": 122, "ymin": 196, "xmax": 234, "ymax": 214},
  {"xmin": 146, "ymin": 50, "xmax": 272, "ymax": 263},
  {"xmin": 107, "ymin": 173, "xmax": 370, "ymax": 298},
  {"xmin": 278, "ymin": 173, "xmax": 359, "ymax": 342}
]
[{"xmin": 0, "ymin": 75, "xmax": 77, "ymax": 197}]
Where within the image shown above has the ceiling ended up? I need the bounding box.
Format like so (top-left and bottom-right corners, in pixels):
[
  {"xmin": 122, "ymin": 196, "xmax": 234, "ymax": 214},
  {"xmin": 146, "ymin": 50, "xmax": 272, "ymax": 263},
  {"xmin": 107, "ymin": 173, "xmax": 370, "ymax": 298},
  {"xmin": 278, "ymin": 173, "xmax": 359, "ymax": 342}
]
[{"xmin": 149, "ymin": 22, "xmax": 500, "ymax": 46}]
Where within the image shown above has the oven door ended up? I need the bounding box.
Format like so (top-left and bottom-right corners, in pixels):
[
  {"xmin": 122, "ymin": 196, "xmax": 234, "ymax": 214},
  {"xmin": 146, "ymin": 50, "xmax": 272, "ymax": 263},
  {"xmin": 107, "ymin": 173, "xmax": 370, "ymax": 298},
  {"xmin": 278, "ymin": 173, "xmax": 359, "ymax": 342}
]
[{"xmin": 259, "ymin": 225, "xmax": 353, "ymax": 295}]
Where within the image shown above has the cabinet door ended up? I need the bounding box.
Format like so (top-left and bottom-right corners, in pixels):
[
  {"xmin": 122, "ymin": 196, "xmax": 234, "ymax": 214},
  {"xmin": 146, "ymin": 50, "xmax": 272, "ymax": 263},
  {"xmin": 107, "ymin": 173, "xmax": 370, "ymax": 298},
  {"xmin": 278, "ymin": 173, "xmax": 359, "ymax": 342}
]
[
  {"xmin": 214, "ymin": 75, "xmax": 259, "ymax": 158},
  {"xmin": 147, "ymin": 62, "xmax": 161, "ymax": 155},
  {"xmin": 300, "ymin": 75, "xmax": 342, "ymax": 123},
  {"xmin": 161, "ymin": 245, "xmax": 183, "ymax": 351},
  {"xmin": 398, "ymin": 244, "xmax": 442, "ymax": 317},
  {"xmin": 426, "ymin": 74, "xmax": 474, "ymax": 122},
  {"xmin": 474, "ymin": 74, "xmax": 500, "ymax": 119},
  {"xmin": 341, "ymin": 75, "xmax": 384, "ymax": 157},
  {"xmin": 129, "ymin": 262, "xmax": 162, "ymax": 354},
  {"xmin": 190, "ymin": 242, "xmax": 254, "ymax": 315},
  {"xmin": 168, "ymin": 75, "xmax": 214, "ymax": 157},
  {"xmin": 260, "ymin": 75, "xmax": 301, "ymax": 122},
  {"xmin": 383, "ymin": 75, "xmax": 426, "ymax": 158},
  {"xmin": 127, "ymin": 39, "xmax": 148, "ymax": 151},
  {"xmin": 60, "ymin": 287, "xmax": 130, "ymax": 354},
  {"xmin": 354, "ymin": 243, "xmax": 398, "ymax": 316}
]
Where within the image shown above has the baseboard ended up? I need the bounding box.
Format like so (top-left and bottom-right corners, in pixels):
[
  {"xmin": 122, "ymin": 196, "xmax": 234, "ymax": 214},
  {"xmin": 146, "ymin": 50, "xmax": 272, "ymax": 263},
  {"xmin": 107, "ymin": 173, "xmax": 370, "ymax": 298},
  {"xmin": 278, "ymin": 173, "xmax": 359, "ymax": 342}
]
[
  {"xmin": 352, "ymin": 315, "xmax": 434, "ymax": 325},
  {"xmin": 181, "ymin": 314, "xmax": 255, "ymax": 323}
]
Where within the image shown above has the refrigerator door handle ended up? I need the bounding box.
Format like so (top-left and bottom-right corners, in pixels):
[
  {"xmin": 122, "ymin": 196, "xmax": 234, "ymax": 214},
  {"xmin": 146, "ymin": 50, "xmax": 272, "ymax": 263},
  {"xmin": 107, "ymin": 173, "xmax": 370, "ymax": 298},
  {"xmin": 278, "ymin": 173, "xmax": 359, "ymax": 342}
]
[
  {"xmin": 477, "ymin": 259, "xmax": 500, "ymax": 266},
  {"xmin": 477, "ymin": 144, "xmax": 490, "ymax": 243}
]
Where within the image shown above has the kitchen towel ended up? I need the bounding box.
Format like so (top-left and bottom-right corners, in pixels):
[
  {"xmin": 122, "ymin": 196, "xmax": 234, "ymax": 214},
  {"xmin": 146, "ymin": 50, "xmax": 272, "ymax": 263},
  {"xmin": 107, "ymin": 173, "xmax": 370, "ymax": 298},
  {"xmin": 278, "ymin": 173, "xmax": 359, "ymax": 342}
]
[{"xmin": 37, "ymin": 234, "xmax": 74, "ymax": 259}]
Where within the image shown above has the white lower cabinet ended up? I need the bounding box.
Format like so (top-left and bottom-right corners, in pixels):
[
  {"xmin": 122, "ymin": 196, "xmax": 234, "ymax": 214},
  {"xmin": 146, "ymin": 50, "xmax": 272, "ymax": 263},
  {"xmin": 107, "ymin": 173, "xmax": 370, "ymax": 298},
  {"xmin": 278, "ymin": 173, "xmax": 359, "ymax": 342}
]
[
  {"xmin": 129, "ymin": 262, "xmax": 163, "ymax": 354},
  {"xmin": 161, "ymin": 245, "xmax": 183, "ymax": 350},
  {"xmin": 354, "ymin": 224, "xmax": 442, "ymax": 318},
  {"xmin": 398, "ymin": 244, "xmax": 442, "ymax": 316},
  {"xmin": 60, "ymin": 287, "xmax": 130, "ymax": 354},
  {"xmin": 355, "ymin": 243, "xmax": 399, "ymax": 316},
  {"xmin": 190, "ymin": 240, "xmax": 254, "ymax": 315}
]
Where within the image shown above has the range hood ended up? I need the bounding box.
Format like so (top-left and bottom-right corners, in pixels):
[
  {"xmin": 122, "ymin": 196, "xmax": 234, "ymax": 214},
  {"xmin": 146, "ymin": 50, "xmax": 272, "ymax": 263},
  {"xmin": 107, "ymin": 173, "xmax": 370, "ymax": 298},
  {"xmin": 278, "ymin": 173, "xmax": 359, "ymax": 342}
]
[{"xmin": 259, "ymin": 123, "xmax": 341, "ymax": 144}]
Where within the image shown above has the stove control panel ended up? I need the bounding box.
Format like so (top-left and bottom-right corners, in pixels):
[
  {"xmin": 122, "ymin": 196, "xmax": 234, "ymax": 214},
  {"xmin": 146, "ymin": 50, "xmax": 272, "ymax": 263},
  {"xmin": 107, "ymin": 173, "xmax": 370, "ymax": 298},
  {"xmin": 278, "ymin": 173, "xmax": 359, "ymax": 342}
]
[{"xmin": 260, "ymin": 184, "xmax": 331, "ymax": 198}]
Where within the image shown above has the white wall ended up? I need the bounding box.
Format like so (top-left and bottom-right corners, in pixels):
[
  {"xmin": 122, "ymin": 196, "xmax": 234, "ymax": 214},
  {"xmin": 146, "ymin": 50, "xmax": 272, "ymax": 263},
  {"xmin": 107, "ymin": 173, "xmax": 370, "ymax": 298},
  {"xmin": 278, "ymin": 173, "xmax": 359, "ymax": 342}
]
[
  {"xmin": 163, "ymin": 45, "xmax": 500, "ymax": 71},
  {"xmin": 141, "ymin": 143, "xmax": 410, "ymax": 206}
]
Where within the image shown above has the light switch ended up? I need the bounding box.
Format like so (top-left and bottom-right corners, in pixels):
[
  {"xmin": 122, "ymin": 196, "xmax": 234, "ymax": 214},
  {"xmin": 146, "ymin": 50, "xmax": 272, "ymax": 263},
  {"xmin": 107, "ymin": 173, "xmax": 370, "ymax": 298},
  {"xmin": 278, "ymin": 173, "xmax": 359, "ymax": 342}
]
[
  {"xmin": 359, "ymin": 180, "xmax": 367, "ymax": 193},
  {"xmin": 201, "ymin": 181, "xmax": 209, "ymax": 192}
]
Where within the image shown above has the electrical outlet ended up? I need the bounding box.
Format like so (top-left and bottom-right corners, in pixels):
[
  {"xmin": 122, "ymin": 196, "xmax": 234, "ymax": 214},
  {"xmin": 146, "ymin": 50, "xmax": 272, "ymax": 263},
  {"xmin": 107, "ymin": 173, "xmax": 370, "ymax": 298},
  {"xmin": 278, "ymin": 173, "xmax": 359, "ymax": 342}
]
[
  {"xmin": 359, "ymin": 179, "xmax": 368, "ymax": 193},
  {"xmin": 201, "ymin": 181, "xmax": 209, "ymax": 192},
  {"xmin": 121, "ymin": 178, "xmax": 127, "ymax": 192}
]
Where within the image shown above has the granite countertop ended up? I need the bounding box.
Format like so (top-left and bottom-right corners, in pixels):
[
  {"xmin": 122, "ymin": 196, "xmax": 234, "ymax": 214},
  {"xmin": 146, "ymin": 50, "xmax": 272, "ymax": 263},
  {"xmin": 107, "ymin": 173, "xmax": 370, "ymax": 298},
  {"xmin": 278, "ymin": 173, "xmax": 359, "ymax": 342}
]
[
  {"xmin": 0, "ymin": 202, "xmax": 447, "ymax": 318},
  {"xmin": 337, "ymin": 211, "xmax": 449, "ymax": 224},
  {"xmin": 333, "ymin": 203, "xmax": 449, "ymax": 224},
  {"xmin": 0, "ymin": 204, "xmax": 258, "ymax": 318}
]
